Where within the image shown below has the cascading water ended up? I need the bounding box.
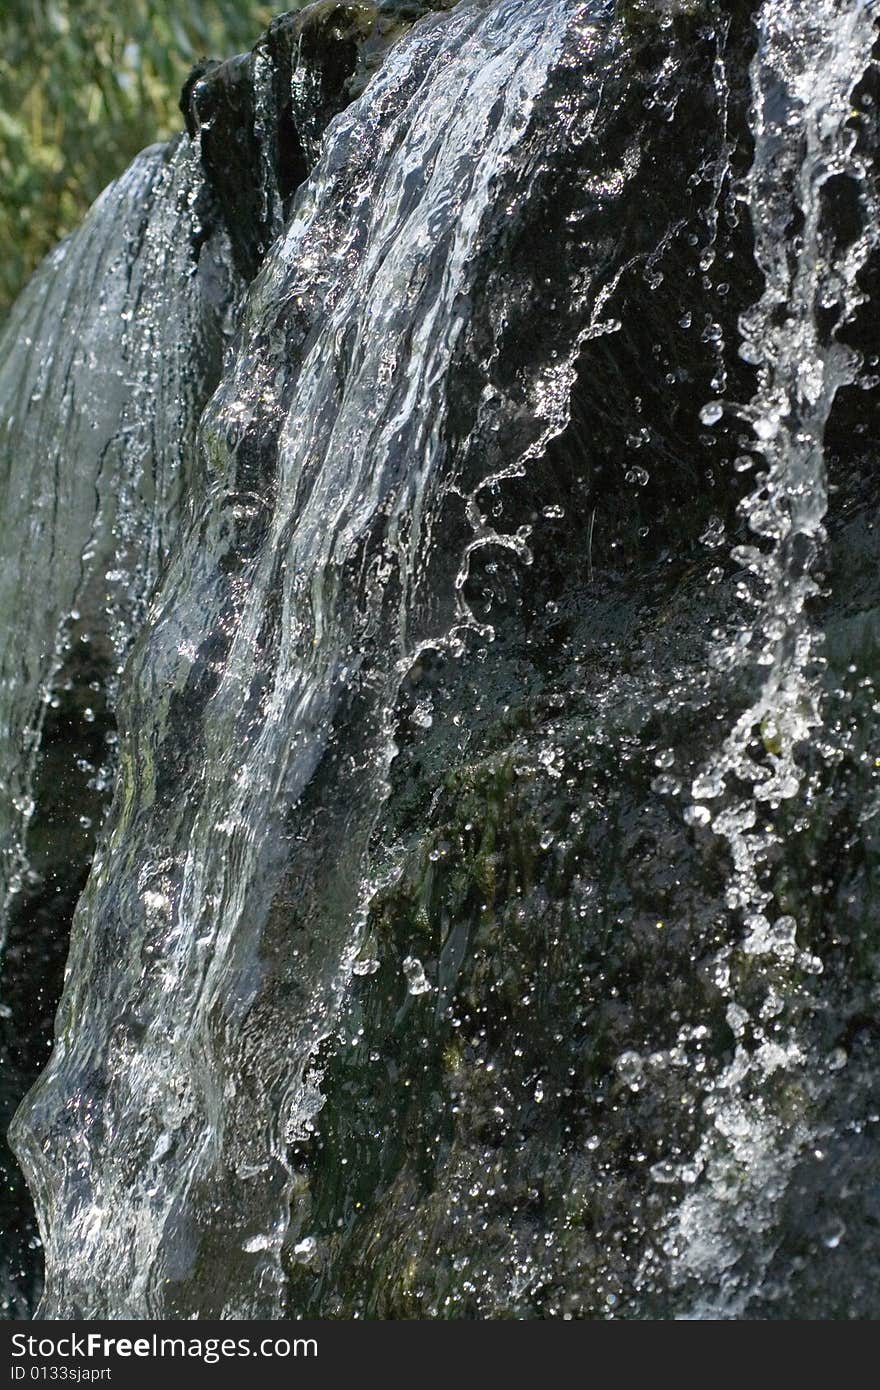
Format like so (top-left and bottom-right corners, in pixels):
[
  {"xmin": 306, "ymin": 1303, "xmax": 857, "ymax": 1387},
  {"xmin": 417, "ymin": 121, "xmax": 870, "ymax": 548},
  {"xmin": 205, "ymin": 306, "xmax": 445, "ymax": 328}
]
[
  {"xmin": 668, "ymin": 0, "xmax": 880, "ymax": 1317},
  {"xmin": 0, "ymin": 138, "xmax": 240, "ymax": 1314},
  {"xmin": 2, "ymin": 0, "xmax": 879, "ymax": 1320},
  {"xmin": 0, "ymin": 139, "xmax": 236, "ymax": 929},
  {"xmin": 10, "ymin": 0, "xmax": 630, "ymax": 1319}
]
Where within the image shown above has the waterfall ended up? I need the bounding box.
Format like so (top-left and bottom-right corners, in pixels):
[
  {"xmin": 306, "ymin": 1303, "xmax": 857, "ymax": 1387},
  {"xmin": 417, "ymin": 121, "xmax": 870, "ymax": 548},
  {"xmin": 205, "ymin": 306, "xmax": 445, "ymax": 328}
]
[
  {"xmin": 0, "ymin": 140, "xmax": 237, "ymax": 935},
  {"xmin": 0, "ymin": 139, "xmax": 240, "ymax": 1314},
  {"xmin": 9, "ymin": 0, "xmax": 623, "ymax": 1319},
  {"xmin": 2, "ymin": 0, "xmax": 879, "ymax": 1320}
]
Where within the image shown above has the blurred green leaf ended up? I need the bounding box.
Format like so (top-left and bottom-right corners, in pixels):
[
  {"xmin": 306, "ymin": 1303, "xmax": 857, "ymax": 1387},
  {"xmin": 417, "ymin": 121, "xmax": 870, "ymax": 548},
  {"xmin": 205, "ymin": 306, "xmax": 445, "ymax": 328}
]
[{"xmin": 0, "ymin": 1, "xmax": 303, "ymax": 317}]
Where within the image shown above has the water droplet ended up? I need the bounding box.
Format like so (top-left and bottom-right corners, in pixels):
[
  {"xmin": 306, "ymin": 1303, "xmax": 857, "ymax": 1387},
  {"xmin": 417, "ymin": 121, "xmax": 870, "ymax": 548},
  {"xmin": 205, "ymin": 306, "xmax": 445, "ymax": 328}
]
[
  {"xmin": 625, "ymin": 466, "xmax": 650, "ymax": 487},
  {"xmin": 819, "ymin": 1215, "xmax": 845, "ymax": 1250},
  {"xmin": 651, "ymin": 773, "xmax": 680, "ymax": 795},
  {"xmin": 243, "ymin": 1233, "xmax": 273, "ymax": 1253},
  {"xmin": 411, "ymin": 699, "xmax": 434, "ymax": 729},
  {"xmin": 615, "ymin": 1050, "xmax": 644, "ymax": 1091},
  {"xmin": 403, "ymin": 956, "xmax": 431, "ymax": 996},
  {"xmin": 691, "ymin": 772, "xmax": 725, "ymax": 800},
  {"xmin": 739, "ymin": 340, "xmax": 762, "ymax": 364},
  {"xmin": 753, "ymin": 415, "xmax": 779, "ymax": 441},
  {"xmin": 699, "ymin": 515, "xmax": 726, "ymax": 548},
  {"xmin": 650, "ymin": 1160, "xmax": 680, "ymax": 1185}
]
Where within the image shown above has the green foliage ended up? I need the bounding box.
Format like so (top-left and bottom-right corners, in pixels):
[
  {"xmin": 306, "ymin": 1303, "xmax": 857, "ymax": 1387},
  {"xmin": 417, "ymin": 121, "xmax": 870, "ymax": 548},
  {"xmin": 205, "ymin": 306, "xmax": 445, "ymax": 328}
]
[{"xmin": 0, "ymin": 1, "xmax": 296, "ymax": 317}]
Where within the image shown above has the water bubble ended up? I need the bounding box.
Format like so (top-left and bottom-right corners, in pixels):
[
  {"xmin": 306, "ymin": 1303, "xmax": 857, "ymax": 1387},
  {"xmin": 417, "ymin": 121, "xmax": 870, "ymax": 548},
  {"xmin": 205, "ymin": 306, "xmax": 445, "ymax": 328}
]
[
  {"xmin": 684, "ymin": 804, "xmax": 712, "ymax": 827},
  {"xmin": 700, "ymin": 402, "xmax": 724, "ymax": 426},
  {"xmin": 292, "ymin": 1236, "xmax": 317, "ymax": 1264}
]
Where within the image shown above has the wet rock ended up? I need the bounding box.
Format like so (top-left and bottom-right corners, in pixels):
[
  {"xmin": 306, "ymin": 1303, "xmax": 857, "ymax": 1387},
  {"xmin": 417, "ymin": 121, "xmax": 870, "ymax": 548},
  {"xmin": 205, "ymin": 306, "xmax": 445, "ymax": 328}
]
[
  {"xmin": 3, "ymin": 0, "xmax": 880, "ymax": 1320},
  {"xmin": 181, "ymin": 2, "xmax": 459, "ymax": 281}
]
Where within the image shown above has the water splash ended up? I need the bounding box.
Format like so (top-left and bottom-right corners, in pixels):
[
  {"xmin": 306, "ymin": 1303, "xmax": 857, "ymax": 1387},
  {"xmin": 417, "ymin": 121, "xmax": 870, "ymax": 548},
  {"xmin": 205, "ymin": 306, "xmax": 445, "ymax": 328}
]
[{"xmin": 671, "ymin": 0, "xmax": 879, "ymax": 1317}]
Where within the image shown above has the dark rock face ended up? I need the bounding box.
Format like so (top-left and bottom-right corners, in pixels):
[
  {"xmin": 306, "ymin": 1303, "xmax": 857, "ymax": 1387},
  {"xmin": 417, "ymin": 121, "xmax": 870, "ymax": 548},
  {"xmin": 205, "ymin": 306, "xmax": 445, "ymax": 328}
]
[{"xmin": 2, "ymin": 0, "xmax": 880, "ymax": 1319}]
